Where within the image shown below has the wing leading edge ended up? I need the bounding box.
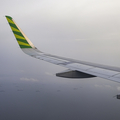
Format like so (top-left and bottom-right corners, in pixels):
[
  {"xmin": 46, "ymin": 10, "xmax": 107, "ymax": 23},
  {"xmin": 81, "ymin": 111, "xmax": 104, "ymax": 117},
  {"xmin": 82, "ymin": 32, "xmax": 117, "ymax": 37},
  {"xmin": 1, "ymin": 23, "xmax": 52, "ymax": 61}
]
[{"xmin": 6, "ymin": 16, "xmax": 120, "ymax": 83}]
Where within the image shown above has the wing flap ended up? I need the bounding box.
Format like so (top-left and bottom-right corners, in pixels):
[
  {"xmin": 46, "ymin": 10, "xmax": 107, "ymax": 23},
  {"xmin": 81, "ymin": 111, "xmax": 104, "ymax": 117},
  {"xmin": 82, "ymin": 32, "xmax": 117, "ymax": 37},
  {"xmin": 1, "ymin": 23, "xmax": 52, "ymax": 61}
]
[
  {"xmin": 64, "ymin": 63, "xmax": 120, "ymax": 82},
  {"xmin": 88, "ymin": 68, "xmax": 119, "ymax": 77},
  {"xmin": 109, "ymin": 77, "xmax": 120, "ymax": 83}
]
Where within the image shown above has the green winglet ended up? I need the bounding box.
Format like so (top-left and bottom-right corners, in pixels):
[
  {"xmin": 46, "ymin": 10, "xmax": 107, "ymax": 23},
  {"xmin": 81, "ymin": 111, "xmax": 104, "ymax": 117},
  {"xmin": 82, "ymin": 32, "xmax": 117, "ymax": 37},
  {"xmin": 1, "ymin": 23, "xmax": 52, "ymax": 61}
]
[{"xmin": 6, "ymin": 16, "xmax": 33, "ymax": 48}]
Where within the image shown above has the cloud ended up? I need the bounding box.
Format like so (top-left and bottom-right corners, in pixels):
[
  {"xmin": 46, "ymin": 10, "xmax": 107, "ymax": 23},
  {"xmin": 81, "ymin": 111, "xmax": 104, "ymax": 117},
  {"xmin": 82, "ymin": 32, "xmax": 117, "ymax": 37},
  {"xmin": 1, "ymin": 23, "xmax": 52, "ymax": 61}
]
[
  {"xmin": 20, "ymin": 77, "xmax": 38, "ymax": 82},
  {"xmin": 75, "ymin": 39, "xmax": 87, "ymax": 41},
  {"xmin": 45, "ymin": 72, "xmax": 53, "ymax": 76},
  {"xmin": 20, "ymin": 70, "xmax": 25, "ymax": 73},
  {"xmin": 104, "ymin": 85, "xmax": 112, "ymax": 88},
  {"xmin": 117, "ymin": 87, "xmax": 120, "ymax": 91},
  {"xmin": 95, "ymin": 84, "xmax": 112, "ymax": 88},
  {"xmin": 95, "ymin": 84, "xmax": 103, "ymax": 88}
]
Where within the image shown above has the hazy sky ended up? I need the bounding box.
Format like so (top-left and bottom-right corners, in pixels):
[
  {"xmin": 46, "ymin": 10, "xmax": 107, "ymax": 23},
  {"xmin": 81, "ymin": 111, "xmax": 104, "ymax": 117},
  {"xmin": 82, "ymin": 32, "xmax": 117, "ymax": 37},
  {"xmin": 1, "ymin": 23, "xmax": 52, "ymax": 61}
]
[
  {"xmin": 1, "ymin": 0, "xmax": 120, "ymax": 62},
  {"xmin": 1, "ymin": 0, "xmax": 120, "ymax": 120}
]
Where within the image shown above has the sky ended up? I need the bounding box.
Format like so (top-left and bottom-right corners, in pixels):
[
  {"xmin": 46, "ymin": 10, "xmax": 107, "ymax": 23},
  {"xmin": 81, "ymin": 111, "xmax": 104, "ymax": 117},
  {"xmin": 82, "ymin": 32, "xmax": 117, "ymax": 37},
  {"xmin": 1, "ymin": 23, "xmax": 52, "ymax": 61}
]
[{"xmin": 1, "ymin": 0, "xmax": 120, "ymax": 120}]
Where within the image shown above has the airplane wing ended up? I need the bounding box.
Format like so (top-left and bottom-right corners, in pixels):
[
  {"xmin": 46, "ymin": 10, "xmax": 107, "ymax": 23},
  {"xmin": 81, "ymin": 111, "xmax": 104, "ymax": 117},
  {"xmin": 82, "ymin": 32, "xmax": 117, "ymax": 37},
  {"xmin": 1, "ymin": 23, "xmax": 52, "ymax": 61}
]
[{"xmin": 6, "ymin": 16, "xmax": 120, "ymax": 83}]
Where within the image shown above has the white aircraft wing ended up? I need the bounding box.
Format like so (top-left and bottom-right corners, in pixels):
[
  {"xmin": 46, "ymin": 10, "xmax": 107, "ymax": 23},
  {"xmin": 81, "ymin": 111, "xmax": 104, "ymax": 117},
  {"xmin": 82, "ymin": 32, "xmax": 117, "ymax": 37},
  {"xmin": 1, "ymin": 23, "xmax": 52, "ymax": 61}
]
[{"xmin": 6, "ymin": 16, "xmax": 120, "ymax": 83}]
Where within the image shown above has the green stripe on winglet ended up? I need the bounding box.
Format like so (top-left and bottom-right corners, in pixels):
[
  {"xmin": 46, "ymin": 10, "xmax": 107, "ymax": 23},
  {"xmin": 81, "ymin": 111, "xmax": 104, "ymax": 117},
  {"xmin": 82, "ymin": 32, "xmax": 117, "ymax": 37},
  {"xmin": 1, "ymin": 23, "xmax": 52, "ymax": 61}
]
[
  {"xmin": 17, "ymin": 39, "xmax": 29, "ymax": 44},
  {"xmin": 13, "ymin": 31, "xmax": 24, "ymax": 38},
  {"xmin": 19, "ymin": 45, "xmax": 32, "ymax": 48},
  {"xmin": 6, "ymin": 16, "xmax": 12, "ymax": 20}
]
